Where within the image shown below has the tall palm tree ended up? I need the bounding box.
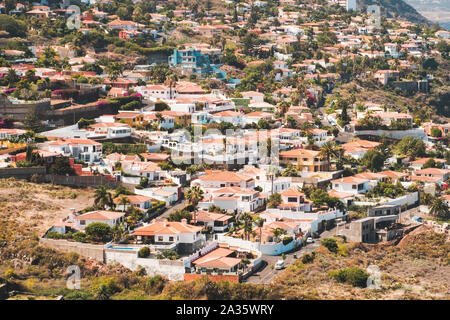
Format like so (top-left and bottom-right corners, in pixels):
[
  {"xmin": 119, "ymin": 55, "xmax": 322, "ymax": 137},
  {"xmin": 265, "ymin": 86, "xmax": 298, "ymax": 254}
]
[
  {"xmin": 429, "ymin": 199, "xmax": 450, "ymax": 220},
  {"xmin": 185, "ymin": 186, "xmax": 204, "ymax": 208},
  {"xmin": 111, "ymin": 222, "xmax": 126, "ymax": 242},
  {"xmin": 94, "ymin": 185, "xmax": 114, "ymax": 210},
  {"xmin": 319, "ymin": 141, "xmax": 342, "ymax": 170},
  {"xmin": 240, "ymin": 212, "xmax": 253, "ymax": 241},
  {"xmin": 255, "ymin": 217, "xmax": 264, "ymax": 247},
  {"xmin": 271, "ymin": 227, "xmax": 287, "ymax": 243},
  {"xmin": 117, "ymin": 196, "xmax": 130, "ymax": 212}
]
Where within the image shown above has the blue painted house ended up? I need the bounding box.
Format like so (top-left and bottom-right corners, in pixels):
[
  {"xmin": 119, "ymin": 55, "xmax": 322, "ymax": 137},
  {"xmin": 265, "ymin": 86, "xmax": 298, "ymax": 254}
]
[{"xmin": 168, "ymin": 48, "xmax": 212, "ymax": 75}]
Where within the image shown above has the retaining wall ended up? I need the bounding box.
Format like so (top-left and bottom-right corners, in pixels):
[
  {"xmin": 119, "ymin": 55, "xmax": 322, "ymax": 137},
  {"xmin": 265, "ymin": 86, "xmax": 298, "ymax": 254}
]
[
  {"xmin": 39, "ymin": 238, "xmax": 105, "ymax": 262},
  {"xmin": 104, "ymin": 249, "xmax": 185, "ymax": 281}
]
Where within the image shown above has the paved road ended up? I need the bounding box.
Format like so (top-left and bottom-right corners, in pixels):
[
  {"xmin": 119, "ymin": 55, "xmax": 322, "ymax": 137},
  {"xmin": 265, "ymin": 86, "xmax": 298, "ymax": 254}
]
[
  {"xmin": 156, "ymin": 199, "xmax": 187, "ymax": 221},
  {"xmin": 244, "ymin": 240, "xmax": 321, "ymax": 285}
]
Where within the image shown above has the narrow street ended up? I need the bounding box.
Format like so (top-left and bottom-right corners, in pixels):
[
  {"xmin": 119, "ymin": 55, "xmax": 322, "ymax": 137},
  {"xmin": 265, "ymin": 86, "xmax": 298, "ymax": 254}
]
[
  {"xmin": 156, "ymin": 199, "xmax": 187, "ymax": 221},
  {"xmin": 244, "ymin": 239, "xmax": 322, "ymax": 285}
]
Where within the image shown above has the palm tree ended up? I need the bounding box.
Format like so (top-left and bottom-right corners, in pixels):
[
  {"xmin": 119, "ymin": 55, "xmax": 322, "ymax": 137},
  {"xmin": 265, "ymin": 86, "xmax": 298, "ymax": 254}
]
[
  {"xmin": 94, "ymin": 185, "xmax": 114, "ymax": 210},
  {"xmin": 185, "ymin": 186, "xmax": 204, "ymax": 208},
  {"xmin": 106, "ymin": 62, "xmax": 123, "ymax": 81},
  {"xmin": 240, "ymin": 212, "xmax": 253, "ymax": 241},
  {"xmin": 429, "ymin": 199, "xmax": 450, "ymax": 220},
  {"xmin": 164, "ymin": 74, "xmax": 178, "ymax": 99},
  {"xmin": 271, "ymin": 227, "xmax": 287, "ymax": 243},
  {"xmin": 319, "ymin": 141, "xmax": 342, "ymax": 170},
  {"xmin": 117, "ymin": 196, "xmax": 130, "ymax": 212},
  {"xmin": 255, "ymin": 217, "xmax": 264, "ymax": 247},
  {"xmin": 111, "ymin": 222, "xmax": 126, "ymax": 242}
]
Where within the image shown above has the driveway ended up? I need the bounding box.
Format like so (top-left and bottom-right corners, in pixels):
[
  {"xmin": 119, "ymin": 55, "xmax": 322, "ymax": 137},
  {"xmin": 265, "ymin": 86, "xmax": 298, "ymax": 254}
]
[
  {"xmin": 244, "ymin": 240, "xmax": 321, "ymax": 285},
  {"xmin": 156, "ymin": 199, "xmax": 187, "ymax": 221}
]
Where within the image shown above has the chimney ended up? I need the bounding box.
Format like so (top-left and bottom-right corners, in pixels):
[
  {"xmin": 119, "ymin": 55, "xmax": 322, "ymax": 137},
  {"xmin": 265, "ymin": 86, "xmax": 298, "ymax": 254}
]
[
  {"xmin": 181, "ymin": 218, "xmax": 187, "ymax": 225},
  {"xmin": 163, "ymin": 219, "xmax": 168, "ymax": 227}
]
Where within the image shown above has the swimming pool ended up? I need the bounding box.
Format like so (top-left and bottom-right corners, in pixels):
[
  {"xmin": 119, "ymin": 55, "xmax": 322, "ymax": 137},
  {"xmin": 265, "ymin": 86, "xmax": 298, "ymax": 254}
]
[{"xmin": 110, "ymin": 247, "xmax": 135, "ymax": 250}]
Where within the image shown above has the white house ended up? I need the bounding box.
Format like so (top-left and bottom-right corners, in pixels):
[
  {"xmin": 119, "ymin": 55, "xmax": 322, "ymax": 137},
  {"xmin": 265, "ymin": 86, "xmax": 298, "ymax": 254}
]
[
  {"xmin": 133, "ymin": 219, "xmax": 204, "ymax": 246},
  {"xmin": 74, "ymin": 210, "xmax": 126, "ymax": 230},
  {"xmin": 210, "ymin": 111, "xmax": 245, "ymax": 127},
  {"xmin": 43, "ymin": 138, "xmax": 102, "ymax": 163},
  {"xmin": 113, "ymin": 195, "xmax": 153, "ymax": 211},
  {"xmin": 198, "ymin": 186, "xmax": 265, "ymax": 213},
  {"xmin": 88, "ymin": 123, "xmax": 131, "ymax": 139},
  {"xmin": 192, "ymin": 171, "xmax": 255, "ymax": 192},
  {"xmin": 331, "ymin": 176, "xmax": 370, "ymax": 194},
  {"xmin": 241, "ymin": 91, "xmax": 265, "ymax": 103},
  {"xmin": 192, "ymin": 211, "xmax": 234, "ymax": 232}
]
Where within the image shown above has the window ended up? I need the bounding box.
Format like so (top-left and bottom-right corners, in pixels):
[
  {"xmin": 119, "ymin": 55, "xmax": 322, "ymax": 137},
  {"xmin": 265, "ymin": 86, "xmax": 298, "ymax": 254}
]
[
  {"xmin": 158, "ymin": 236, "xmax": 163, "ymax": 242},
  {"xmin": 169, "ymin": 236, "xmax": 174, "ymax": 242},
  {"xmin": 288, "ymin": 197, "xmax": 297, "ymax": 203},
  {"xmin": 80, "ymin": 220, "xmax": 85, "ymax": 225},
  {"xmin": 352, "ymin": 185, "xmax": 357, "ymax": 189}
]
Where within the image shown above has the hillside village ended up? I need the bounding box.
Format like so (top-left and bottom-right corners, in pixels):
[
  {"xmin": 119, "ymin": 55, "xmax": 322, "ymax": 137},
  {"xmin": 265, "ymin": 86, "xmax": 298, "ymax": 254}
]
[{"xmin": 0, "ymin": 0, "xmax": 449, "ymax": 299}]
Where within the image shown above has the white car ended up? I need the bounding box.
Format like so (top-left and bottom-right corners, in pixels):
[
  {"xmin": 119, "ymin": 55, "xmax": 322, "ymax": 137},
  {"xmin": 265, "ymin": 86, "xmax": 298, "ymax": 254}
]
[
  {"xmin": 274, "ymin": 260, "xmax": 285, "ymax": 270},
  {"xmin": 306, "ymin": 237, "xmax": 314, "ymax": 244}
]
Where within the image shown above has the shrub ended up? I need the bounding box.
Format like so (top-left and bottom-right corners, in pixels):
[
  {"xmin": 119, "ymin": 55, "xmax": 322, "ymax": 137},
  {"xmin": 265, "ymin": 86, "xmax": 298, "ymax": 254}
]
[
  {"xmin": 321, "ymin": 238, "xmax": 338, "ymax": 253},
  {"xmin": 73, "ymin": 232, "xmax": 87, "ymax": 243},
  {"xmin": 282, "ymin": 236, "xmax": 293, "ymax": 245},
  {"xmin": 156, "ymin": 250, "xmax": 179, "ymax": 260},
  {"xmin": 329, "ymin": 267, "xmax": 369, "ymax": 288},
  {"xmin": 138, "ymin": 246, "xmax": 150, "ymax": 258},
  {"xmin": 301, "ymin": 253, "xmax": 315, "ymax": 264},
  {"xmin": 30, "ymin": 174, "xmax": 43, "ymax": 183}
]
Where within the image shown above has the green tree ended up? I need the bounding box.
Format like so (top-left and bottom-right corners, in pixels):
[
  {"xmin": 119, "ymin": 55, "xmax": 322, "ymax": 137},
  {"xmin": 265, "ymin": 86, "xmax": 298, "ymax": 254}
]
[
  {"xmin": 167, "ymin": 209, "xmax": 192, "ymax": 222},
  {"xmin": 319, "ymin": 141, "xmax": 342, "ymax": 170},
  {"xmin": 321, "ymin": 238, "xmax": 338, "ymax": 253},
  {"xmin": 138, "ymin": 246, "xmax": 151, "ymax": 258},
  {"xmin": 85, "ymin": 222, "xmax": 112, "ymax": 242},
  {"xmin": 395, "ymin": 136, "xmax": 426, "ymax": 158},
  {"xmin": 23, "ymin": 107, "xmax": 42, "ymax": 132},
  {"xmin": 240, "ymin": 212, "xmax": 254, "ymax": 241},
  {"xmin": 5, "ymin": 68, "xmax": 19, "ymax": 87},
  {"xmin": 271, "ymin": 227, "xmax": 287, "ymax": 242},
  {"xmin": 429, "ymin": 198, "xmax": 450, "ymax": 220},
  {"xmin": 281, "ymin": 163, "xmax": 299, "ymax": 177},
  {"xmin": 362, "ymin": 149, "xmax": 385, "ymax": 172},
  {"xmin": 267, "ymin": 192, "xmax": 282, "ymax": 208},
  {"xmin": 329, "ymin": 267, "xmax": 369, "ymax": 288},
  {"xmin": 106, "ymin": 62, "xmax": 124, "ymax": 81},
  {"xmin": 185, "ymin": 186, "xmax": 204, "ymax": 207},
  {"xmin": 255, "ymin": 217, "xmax": 264, "ymax": 246},
  {"xmin": 94, "ymin": 185, "xmax": 114, "ymax": 210},
  {"xmin": 49, "ymin": 157, "xmax": 75, "ymax": 175},
  {"xmin": 430, "ymin": 127, "xmax": 442, "ymax": 138}
]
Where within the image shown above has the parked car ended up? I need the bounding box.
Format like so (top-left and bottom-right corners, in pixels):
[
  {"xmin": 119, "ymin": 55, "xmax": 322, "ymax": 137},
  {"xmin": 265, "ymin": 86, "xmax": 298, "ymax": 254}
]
[
  {"xmin": 306, "ymin": 237, "xmax": 314, "ymax": 244},
  {"xmin": 274, "ymin": 260, "xmax": 285, "ymax": 270}
]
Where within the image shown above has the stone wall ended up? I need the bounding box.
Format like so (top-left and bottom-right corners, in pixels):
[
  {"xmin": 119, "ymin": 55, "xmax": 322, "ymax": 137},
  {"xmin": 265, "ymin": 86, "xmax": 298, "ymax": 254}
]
[
  {"xmin": 104, "ymin": 249, "xmax": 185, "ymax": 280},
  {"xmin": 44, "ymin": 174, "xmax": 121, "ymax": 188},
  {"xmin": 0, "ymin": 167, "xmax": 47, "ymax": 179},
  {"xmin": 39, "ymin": 238, "xmax": 105, "ymax": 262},
  {"xmin": 0, "ymin": 96, "xmax": 51, "ymax": 121}
]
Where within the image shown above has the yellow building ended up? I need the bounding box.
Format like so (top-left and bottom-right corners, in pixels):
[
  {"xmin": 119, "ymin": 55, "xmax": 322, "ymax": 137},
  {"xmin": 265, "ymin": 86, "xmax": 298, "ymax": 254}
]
[
  {"xmin": 279, "ymin": 148, "xmax": 329, "ymax": 172},
  {"xmin": 114, "ymin": 111, "xmax": 144, "ymax": 127},
  {"xmin": 160, "ymin": 111, "xmax": 191, "ymax": 126}
]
